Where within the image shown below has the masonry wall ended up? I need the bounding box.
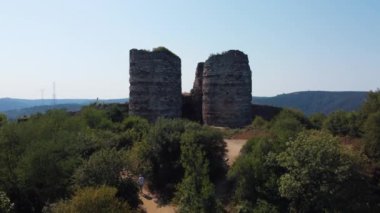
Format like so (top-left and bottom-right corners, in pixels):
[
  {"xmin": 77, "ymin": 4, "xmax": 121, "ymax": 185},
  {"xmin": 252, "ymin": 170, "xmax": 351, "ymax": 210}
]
[
  {"xmin": 129, "ymin": 48, "xmax": 182, "ymax": 121},
  {"xmin": 202, "ymin": 50, "xmax": 252, "ymax": 128}
]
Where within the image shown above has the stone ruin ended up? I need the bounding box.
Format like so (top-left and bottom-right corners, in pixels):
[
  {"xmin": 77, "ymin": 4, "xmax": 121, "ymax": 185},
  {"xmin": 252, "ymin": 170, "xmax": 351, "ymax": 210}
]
[
  {"xmin": 201, "ymin": 50, "xmax": 252, "ymax": 128},
  {"xmin": 129, "ymin": 47, "xmax": 252, "ymax": 128},
  {"xmin": 129, "ymin": 48, "xmax": 182, "ymax": 122}
]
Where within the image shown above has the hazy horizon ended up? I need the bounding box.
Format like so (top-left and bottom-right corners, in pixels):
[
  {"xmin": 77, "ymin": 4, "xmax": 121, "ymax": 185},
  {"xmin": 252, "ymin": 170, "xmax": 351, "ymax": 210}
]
[{"xmin": 1, "ymin": 0, "xmax": 379, "ymax": 99}]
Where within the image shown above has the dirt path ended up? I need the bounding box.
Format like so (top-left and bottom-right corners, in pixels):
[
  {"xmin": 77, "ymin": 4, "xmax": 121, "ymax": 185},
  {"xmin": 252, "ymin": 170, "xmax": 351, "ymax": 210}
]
[
  {"xmin": 140, "ymin": 138, "xmax": 248, "ymax": 212},
  {"xmin": 224, "ymin": 139, "xmax": 248, "ymax": 166},
  {"xmin": 140, "ymin": 189, "xmax": 176, "ymax": 213}
]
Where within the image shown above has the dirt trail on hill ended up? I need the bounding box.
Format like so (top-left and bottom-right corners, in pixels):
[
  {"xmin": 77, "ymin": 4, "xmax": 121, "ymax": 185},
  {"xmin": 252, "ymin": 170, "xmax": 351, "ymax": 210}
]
[{"xmin": 140, "ymin": 138, "xmax": 248, "ymax": 212}]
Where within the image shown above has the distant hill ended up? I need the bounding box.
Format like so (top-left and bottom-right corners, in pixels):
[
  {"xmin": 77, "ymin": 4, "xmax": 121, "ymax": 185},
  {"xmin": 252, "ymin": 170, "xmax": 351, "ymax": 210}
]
[
  {"xmin": 4, "ymin": 104, "xmax": 84, "ymax": 120},
  {"xmin": 253, "ymin": 91, "xmax": 368, "ymax": 115},
  {"xmin": 0, "ymin": 98, "xmax": 128, "ymax": 112},
  {"xmin": 0, "ymin": 98, "xmax": 128, "ymax": 120}
]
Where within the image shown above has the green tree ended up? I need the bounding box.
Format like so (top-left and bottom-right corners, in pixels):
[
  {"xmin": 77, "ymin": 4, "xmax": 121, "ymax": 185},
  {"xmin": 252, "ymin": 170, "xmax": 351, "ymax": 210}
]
[
  {"xmin": 323, "ymin": 111, "xmax": 350, "ymax": 136},
  {"xmin": 363, "ymin": 112, "xmax": 380, "ymax": 160},
  {"xmin": 277, "ymin": 131, "xmax": 354, "ymax": 212},
  {"xmin": 251, "ymin": 116, "xmax": 269, "ymax": 130},
  {"xmin": 0, "ymin": 191, "xmax": 14, "ymax": 213},
  {"xmin": 74, "ymin": 148, "xmax": 126, "ymax": 187},
  {"xmin": 228, "ymin": 136, "xmax": 287, "ymax": 212},
  {"xmin": 144, "ymin": 118, "xmax": 186, "ymax": 200},
  {"xmin": 80, "ymin": 107, "xmax": 113, "ymax": 129},
  {"xmin": 52, "ymin": 186, "xmax": 131, "ymax": 213},
  {"xmin": 175, "ymin": 131, "xmax": 219, "ymax": 213},
  {"xmin": 270, "ymin": 109, "xmax": 307, "ymax": 142},
  {"xmin": 0, "ymin": 114, "xmax": 7, "ymax": 128},
  {"xmin": 309, "ymin": 113, "xmax": 326, "ymax": 130},
  {"xmin": 73, "ymin": 148, "xmax": 140, "ymax": 208},
  {"xmin": 361, "ymin": 90, "xmax": 380, "ymax": 116}
]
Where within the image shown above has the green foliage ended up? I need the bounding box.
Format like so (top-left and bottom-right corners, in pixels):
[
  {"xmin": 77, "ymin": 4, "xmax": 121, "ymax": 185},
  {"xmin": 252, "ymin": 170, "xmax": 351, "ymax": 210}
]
[
  {"xmin": 105, "ymin": 104, "xmax": 125, "ymax": 123},
  {"xmin": 270, "ymin": 109, "xmax": 307, "ymax": 141},
  {"xmin": 74, "ymin": 148, "xmax": 126, "ymax": 187},
  {"xmin": 144, "ymin": 118, "xmax": 186, "ymax": 199},
  {"xmin": 116, "ymin": 116, "xmax": 149, "ymax": 148},
  {"xmin": 309, "ymin": 112, "xmax": 326, "ymax": 130},
  {"xmin": 363, "ymin": 112, "xmax": 380, "ymax": 159},
  {"xmin": 228, "ymin": 136, "xmax": 286, "ymax": 211},
  {"xmin": 323, "ymin": 111, "xmax": 350, "ymax": 136},
  {"xmin": 0, "ymin": 110, "xmax": 89, "ymax": 212},
  {"xmin": 323, "ymin": 111, "xmax": 363, "ymax": 137},
  {"xmin": 132, "ymin": 118, "xmax": 226, "ymax": 203},
  {"xmin": 251, "ymin": 199, "xmax": 279, "ymax": 213},
  {"xmin": 277, "ymin": 131, "xmax": 354, "ymax": 212},
  {"xmin": 72, "ymin": 147, "xmax": 141, "ymax": 208},
  {"xmin": 152, "ymin": 46, "xmax": 178, "ymax": 57},
  {"xmin": 52, "ymin": 186, "xmax": 131, "ymax": 213},
  {"xmin": 361, "ymin": 90, "xmax": 380, "ymax": 116},
  {"xmin": 0, "ymin": 191, "xmax": 13, "ymax": 213},
  {"xmin": 0, "ymin": 114, "xmax": 7, "ymax": 128},
  {"xmin": 361, "ymin": 90, "xmax": 380, "ymax": 161},
  {"xmin": 181, "ymin": 126, "xmax": 227, "ymax": 182},
  {"xmin": 251, "ymin": 116, "xmax": 269, "ymax": 130},
  {"xmin": 80, "ymin": 106, "xmax": 113, "ymax": 129},
  {"xmin": 175, "ymin": 132, "xmax": 220, "ymax": 213}
]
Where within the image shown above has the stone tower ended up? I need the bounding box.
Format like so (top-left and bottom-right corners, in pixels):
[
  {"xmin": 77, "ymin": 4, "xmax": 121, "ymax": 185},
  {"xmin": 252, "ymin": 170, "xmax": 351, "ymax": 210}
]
[
  {"xmin": 129, "ymin": 47, "xmax": 182, "ymax": 121},
  {"xmin": 190, "ymin": 62, "xmax": 205, "ymax": 123},
  {"xmin": 202, "ymin": 50, "xmax": 252, "ymax": 128}
]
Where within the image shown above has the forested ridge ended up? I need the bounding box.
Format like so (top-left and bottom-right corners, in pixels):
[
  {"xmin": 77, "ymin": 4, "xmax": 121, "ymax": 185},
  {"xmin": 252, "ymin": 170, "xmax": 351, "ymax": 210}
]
[{"xmin": 1, "ymin": 90, "xmax": 380, "ymax": 213}]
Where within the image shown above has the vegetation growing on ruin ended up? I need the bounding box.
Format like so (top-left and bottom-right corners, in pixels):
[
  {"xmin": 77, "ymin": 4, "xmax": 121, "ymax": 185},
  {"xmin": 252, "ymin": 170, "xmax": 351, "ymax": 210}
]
[{"xmin": 152, "ymin": 46, "xmax": 179, "ymax": 57}]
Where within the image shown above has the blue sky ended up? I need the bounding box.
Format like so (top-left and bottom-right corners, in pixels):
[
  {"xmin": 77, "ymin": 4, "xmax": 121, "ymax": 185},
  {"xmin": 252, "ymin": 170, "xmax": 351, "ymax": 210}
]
[{"xmin": 0, "ymin": 0, "xmax": 379, "ymax": 99}]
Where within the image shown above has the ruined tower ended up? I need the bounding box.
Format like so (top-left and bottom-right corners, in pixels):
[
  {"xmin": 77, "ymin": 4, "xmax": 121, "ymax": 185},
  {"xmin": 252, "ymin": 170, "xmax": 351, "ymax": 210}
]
[
  {"xmin": 202, "ymin": 50, "xmax": 252, "ymax": 128},
  {"xmin": 129, "ymin": 47, "xmax": 182, "ymax": 121},
  {"xmin": 189, "ymin": 62, "xmax": 205, "ymax": 123}
]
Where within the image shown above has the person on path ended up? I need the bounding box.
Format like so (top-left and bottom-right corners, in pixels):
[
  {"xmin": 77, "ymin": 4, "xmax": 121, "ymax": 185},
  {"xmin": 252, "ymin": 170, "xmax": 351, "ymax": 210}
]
[{"xmin": 137, "ymin": 174, "xmax": 144, "ymax": 193}]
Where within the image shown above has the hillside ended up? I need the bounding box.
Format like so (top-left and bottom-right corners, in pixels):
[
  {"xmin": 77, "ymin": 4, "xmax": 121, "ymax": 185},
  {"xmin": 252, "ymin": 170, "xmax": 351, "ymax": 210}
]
[
  {"xmin": 0, "ymin": 98, "xmax": 128, "ymax": 120},
  {"xmin": 253, "ymin": 91, "xmax": 368, "ymax": 115},
  {"xmin": 0, "ymin": 98, "xmax": 128, "ymax": 112}
]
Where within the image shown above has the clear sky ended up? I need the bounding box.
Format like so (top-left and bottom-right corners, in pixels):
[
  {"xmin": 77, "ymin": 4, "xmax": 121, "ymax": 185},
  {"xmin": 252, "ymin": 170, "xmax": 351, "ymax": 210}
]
[{"xmin": 0, "ymin": 0, "xmax": 379, "ymax": 99}]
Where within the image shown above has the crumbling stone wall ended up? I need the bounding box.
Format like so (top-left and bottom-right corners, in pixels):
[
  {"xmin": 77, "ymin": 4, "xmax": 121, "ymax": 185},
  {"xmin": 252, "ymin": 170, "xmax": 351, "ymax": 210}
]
[
  {"xmin": 129, "ymin": 48, "xmax": 182, "ymax": 121},
  {"xmin": 189, "ymin": 62, "xmax": 204, "ymax": 123},
  {"xmin": 202, "ymin": 50, "xmax": 252, "ymax": 128}
]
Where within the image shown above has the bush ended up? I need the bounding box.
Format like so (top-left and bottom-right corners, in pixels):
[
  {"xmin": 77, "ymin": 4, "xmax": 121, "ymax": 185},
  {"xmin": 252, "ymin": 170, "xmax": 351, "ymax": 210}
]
[
  {"xmin": 309, "ymin": 113, "xmax": 326, "ymax": 130},
  {"xmin": 0, "ymin": 114, "xmax": 7, "ymax": 128},
  {"xmin": 228, "ymin": 136, "xmax": 287, "ymax": 211},
  {"xmin": 80, "ymin": 107, "xmax": 113, "ymax": 129},
  {"xmin": 175, "ymin": 133, "xmax": 220, "ymax": 213},
  {"xmin": 270, "ymin": 109, "xmax": 307, "ymax": 141},
  {"xmin": 363, "ymin": 112, "xmax": 380, "ymax": 160},
  {"xmin": 144, "ymin": 118, "xmax": 187, "ymax": 200},
  {"xmin": 73, "ymin": 148, "xmax": 141, "ymax": 209},
  {"xmin": 251, "ymin": 116, "xmax": 269, "ymax": 130},
  {"xmin": 74, "ymin": 148, "xmax": 126, "ymax": 187},
  {"xmin": 277, "ymin": 131, "xmax": 354, "ymax": 212},
  {"xmin": 0, "ymin": 191, "xmax": 14, "ymax": 213},
  {"xmin": 52, "ymin": 186, "xmax": 131, "ymax": 213}
]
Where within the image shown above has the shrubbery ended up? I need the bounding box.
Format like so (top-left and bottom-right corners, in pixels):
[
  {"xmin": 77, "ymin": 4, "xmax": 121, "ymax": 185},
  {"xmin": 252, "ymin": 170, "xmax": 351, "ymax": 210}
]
[{"xmin": 51, "ymin": 186, "xmax": 131, "ymax": 213}]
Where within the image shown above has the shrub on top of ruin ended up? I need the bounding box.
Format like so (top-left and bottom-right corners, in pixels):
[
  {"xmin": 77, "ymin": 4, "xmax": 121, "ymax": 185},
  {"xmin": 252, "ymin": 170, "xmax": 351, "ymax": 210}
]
[{"xmin": 152, "ymin": 46, "xmax": 178, "ymax": 57}]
